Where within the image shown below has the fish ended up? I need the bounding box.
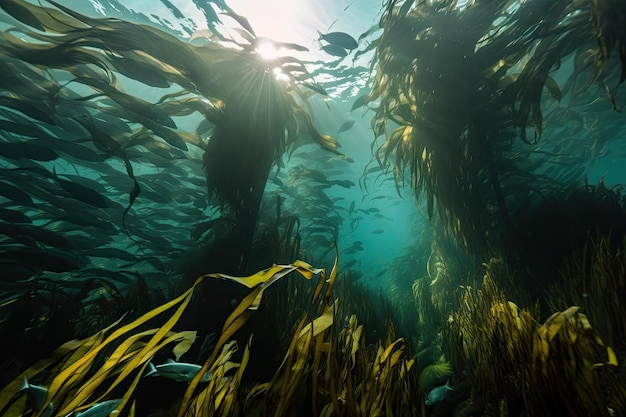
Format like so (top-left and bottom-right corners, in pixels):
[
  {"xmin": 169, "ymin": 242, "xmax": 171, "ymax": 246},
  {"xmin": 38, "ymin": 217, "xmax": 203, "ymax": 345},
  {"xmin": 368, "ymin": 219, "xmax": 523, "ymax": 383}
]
[
  {"xmin": 350, "ymin": 94, "xmax": 369, "ymax": 111},
  {"xmin": 0, "ymin": 142, "xmax": 59, "ymax": 162},
  {"xmin": 73, "ymin": 398, "xmax": 122, "ymax": 417},
  {"xmin": 371, "ymin": 229, "xmax": 384, "ymax": 234},
  {"xmin": 146, "ymin": 359, "xmax": 213, "ymax": 383},
  {"xmin": 0, "ymin": 207, "xmax": 32, "ymax": 223},
  {"xmin": 0, "ymin": 180, "xmax": 33, "ymax": 205},
  {"xmin": 317, "ymin": 31, "xmax": 359, "ymax": 50},
  {"xmin": 52, "ymin": 168, "xmax": 110, "ymax": 209},
  {"xmin": 0, "ymin": 223, "xmax": 74, "ymax": 249},
  {"xmin": 336, "ymin": 120, "xmax": 355, "ymax": 133},
  {"xmin": 425, "ymin": 380, "xmax": 454, "ymax": 405},
  {"xmin": 16, "ymin": 377, "xmax": 54, "ymax": 417},
  {"xmin": 320, "ymin": 44, "xmax": 348, "ymax": 57},
  {"xmin": 343, "ymin": 259, "xmax": 358, "ymax": 268}
]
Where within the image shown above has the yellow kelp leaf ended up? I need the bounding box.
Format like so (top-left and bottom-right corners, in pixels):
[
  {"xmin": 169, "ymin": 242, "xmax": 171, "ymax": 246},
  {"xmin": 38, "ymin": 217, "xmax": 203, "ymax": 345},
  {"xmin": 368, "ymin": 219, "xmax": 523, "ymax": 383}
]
[
  {"xmin": 299, "ymin": 301, "xmax": 336, "ymax": 339},
  {"xmin": 179, "ymin": 261, "xmax": 323, "ymax": 417},
  {"xmin": 63, "ymin": 329, "xmax": 159, "ymax": 409},
  {"xmin": 208, "ymin": 264, "xmax": 288, "ymax": 288},
  {"xmin": 578, "ymin": 313, "xmax": 593, "ymax": 331},
  {"xmin": 389, "ymin": 346, "xmax": 406, "ymax": 368},
  {"xmin": 179, "ymin": 293, "xmax": 260, "ymax": 417},
  {"xmin": 60, "ymin": 331, "xmax": 193, "ymax": 415},
  {"xmin": 607, "ymin": 346, "xmax": 619, "ymax": 366},
  {"xmin": 102, "ymin": 361, "xmax": 149, "ymax": 417},
  {"xmin": 533, "ymin": 326, "xmax": 550, "ymax": 364},
  {"xmin": 310, "ymin": 324, "xmax": 326, "ymax": 417},
  {"xmin": 561, "ymin": 306, "xmax": 581, "ymax": 320},
  {"xmin": 312, "ymin": 268, "xmax": 327, "ymax": 304},
  {"xmin": 401, "ymin": 125, "xmax": 413, "ymax": 144},
  {"xmin": 317, "ymin": 133, "xmax": 341, "ymax": 151},
  {"xmin": 276, "ymin": 331, "xmax": 312, "ymax": 417},
  {"xmin": 52, "ymin": 279, "xmax": 201, "ymax": 415},
  {"xmin": 546, "ymin": 316, "xmax": 566, "ymax": 341},
  {"xmin": 402, "ymin": 358, "xmax": 415, "ymax": 377},
  {"xmin": 380, "ymin": 339, "xmax": 403, "ymax": 364},
  {"xmin": 320, "ymin": 403, "xmax": 334, "ymax": 417},
  {"xmin": 173, "ymin": 331, "xmax": 197, "ymax": 361},
  {"xmin": 2, "ymin": 315, "xmax": 126, "ymax": 416},
  {"xmin": 545, "ymin": 307, "xmax": 580, "ymax": 341},
  {"xmin": 567, "ymin": 323, "xmax": 579, "ymax": 344},
  {"xmin": 291, "ymin": 259, "xmax": 324, "ymax": 278},
  {"xmin": 72, "ymin": 298, "xmax": 197, "ymax": 411},
  {"xmin": 351, "ymin": 324, "xmax": 363, "ymax": 366},
  {"xmin": 324, "ymin": 244, "xmax": 339, "ymax": 305},
  {"xmin": 507, "ymin": 301, "xmax": 521, "ymax": 317},
  {"xmin": 0, "ymin": 337, "xmax": 84, "ymax": 412},
  {"xmin": 207, "ymin": 261, "xmax": 321, "ymax": 289},
  {"xmin": 47, "ymin": 278, "xmax": 202, "ymax": 408}
]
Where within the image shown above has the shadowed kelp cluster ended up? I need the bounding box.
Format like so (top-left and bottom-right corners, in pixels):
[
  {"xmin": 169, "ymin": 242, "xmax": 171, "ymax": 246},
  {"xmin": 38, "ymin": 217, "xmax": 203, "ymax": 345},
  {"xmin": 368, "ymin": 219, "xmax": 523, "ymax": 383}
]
[
  {"xmin": 0, "ymin": 0, "xmax": 342, "ymax": 279},
  {"xmin": 0, "ymin": 255, "xmax": 424, "ymax": 417},
  {"xmin": 447, "ymin": 259, "xmax": 625, "ymax": 417},
  {"xmin": 0, "ymin": 0, "xmax": 347, "ymax": 379},
  {"xmin": 368, "ymin": 0, "xmax": 626, "ymax": 262},
  {"xmin": 364, "ymin": 0, "xmax": 626, "ymax": 414}
]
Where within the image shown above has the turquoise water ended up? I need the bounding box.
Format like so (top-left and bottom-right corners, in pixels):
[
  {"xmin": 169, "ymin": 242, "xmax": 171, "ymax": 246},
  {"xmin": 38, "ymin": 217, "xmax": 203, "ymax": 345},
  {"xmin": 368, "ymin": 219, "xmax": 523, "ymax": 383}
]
[{"xmin": 1, "ymin": 0, "xmax": 626, "ymax": 414}]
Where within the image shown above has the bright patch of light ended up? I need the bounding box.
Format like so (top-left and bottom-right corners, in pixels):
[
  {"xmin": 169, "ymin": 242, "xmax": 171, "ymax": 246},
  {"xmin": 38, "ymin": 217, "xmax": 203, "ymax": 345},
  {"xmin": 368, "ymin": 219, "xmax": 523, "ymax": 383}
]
[
  {"xmin": 226, "ymin": 0, "xmax": 299, "ymax": 45},
  {"xmin": 256, "ymin": 39, "xmax": 279, "ymax": 60},
  {"xmin": 272, "ymin": 67, "xmax": 290, "ymax": 82}
]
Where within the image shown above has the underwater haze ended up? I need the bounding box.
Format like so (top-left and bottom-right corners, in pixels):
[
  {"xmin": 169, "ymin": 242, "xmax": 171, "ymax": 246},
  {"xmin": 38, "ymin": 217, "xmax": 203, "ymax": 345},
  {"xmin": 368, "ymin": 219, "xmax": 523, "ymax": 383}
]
[{"xmin": 1, "ymin": 0, "xmax": 626, "ymax": 416}]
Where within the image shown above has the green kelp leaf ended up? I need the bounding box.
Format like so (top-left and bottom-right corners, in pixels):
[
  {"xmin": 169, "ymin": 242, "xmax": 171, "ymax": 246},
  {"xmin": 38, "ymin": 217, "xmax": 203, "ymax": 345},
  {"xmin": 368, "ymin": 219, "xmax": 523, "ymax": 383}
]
[
  {"xmin": 544, "ymin": 76, "xmax": 562, "ymax": 101},
  {"xmin": 0, "ymin": 0, "xmax": 87, "ymax": 33}
]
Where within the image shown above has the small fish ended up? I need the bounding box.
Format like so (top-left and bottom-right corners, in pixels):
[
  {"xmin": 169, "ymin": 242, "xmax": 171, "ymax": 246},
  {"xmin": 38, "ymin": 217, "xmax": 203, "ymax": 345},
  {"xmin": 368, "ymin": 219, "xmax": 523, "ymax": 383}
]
[
  {"xmin": 371, "ymin": 229, "xmax": 384, "ymax": 234},
  {"xmin": 425, "ymin": 380, "xmax": 453, "ymax": 405},
  {"xmin": 52, "ymin": 168, "xmax": 110, "ymax": 208},
  {"xmin": 74, "ymin": 398, "xmax": 122, "ymax": 417},
  {"xmin": 336, "ymin": 120, "xmax": 355, "ymax": 133},
  {"xmin": 146, "ymin": 359, "xmax": 212, "ymax": 383},
  {"xmin": 190, "ymin": 28, "xmax": 217, "ymax": 45},
  {"xmin": 320, "ymin": 44, "xmax": 347, "ymax": 57},
  {"xmin": 343, "ymin": 259, "xmax": 358, "ymax": 269},
  {"xmin": 317, "ymin": 31, "xmax": 358, "ymax": 50},
  {"xmin": 0, "ymin": 207, "xmax": 31, "ymax": 223},
  {"xmin": 17, "ymin": 377, "xmax": 54, "ymax": 417},
  {"xmin": 350, "ymin": 94, "xmax": 369, "ymax": 111}
]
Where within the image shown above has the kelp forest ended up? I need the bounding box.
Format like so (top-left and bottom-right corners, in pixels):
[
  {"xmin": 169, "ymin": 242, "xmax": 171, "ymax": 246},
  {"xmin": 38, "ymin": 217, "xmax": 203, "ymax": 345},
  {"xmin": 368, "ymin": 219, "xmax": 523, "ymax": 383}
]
[{"xmin": 0, "ymin": 0, "xmax": 625, "ymax": 416}]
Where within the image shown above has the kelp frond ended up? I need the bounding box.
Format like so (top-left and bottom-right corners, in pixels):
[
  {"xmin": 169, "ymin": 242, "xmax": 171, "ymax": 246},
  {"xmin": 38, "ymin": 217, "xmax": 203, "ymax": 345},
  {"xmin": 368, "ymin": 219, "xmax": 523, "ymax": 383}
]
[
  {"xmin": 448, "ymin": 259, "xmax": 626, "ymax": 416},
  {"xmin": 0, "ymin": 260, "xmax": 325, "ymax": 417}
]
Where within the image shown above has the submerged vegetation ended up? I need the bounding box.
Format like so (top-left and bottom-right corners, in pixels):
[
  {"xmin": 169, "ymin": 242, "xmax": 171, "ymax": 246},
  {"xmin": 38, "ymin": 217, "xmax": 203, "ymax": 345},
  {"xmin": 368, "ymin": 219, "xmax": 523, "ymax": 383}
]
[
  {"xmin": 448, "ymin": 259, "xmax": 625, "ymax": 416},
  {"xmin": 0, "ymin": 257, "xmax": 424, "ymax": 417},
  {"xmin": 1, "ymin": 0, "xmax": 626, "ymax": 415},
  {"xmin": 367, "ymin": 0, "xmax": 626, "ymax": 414}
]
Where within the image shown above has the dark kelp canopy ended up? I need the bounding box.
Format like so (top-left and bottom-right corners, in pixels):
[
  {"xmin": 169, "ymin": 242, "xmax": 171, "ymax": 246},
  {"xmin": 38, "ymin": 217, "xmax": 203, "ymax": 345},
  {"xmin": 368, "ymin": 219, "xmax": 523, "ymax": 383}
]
[
  {"xmin": 368, "ymin": 0, "xmax": 626, "ymax": 261},
  {"xmin": 1, "ymin": 0, "xmax": 626, "ymax": 416},
  {"xmin": 0, "ymin": 0, "xmax": 342, "ymax": 274}
]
